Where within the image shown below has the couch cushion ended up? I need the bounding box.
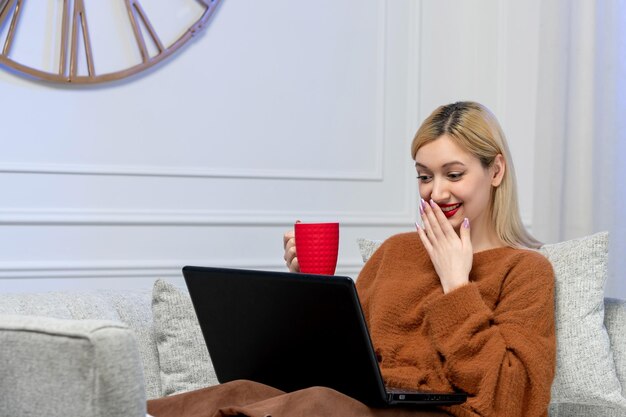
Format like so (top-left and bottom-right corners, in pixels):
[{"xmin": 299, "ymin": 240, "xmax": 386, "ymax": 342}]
[
  {"xmin": 605, "ymin": 298, "xmax": 626, "ymax": 395},
  {"xmin": 358, "ymin": 233, "xmax": 626, "ymax": 409},
  {"xmin": 152, "ymin": 279, "xmax": 218, "ymax": 396},
  {"xmin": 0, "ymin": 315, "xmax": 146, "ymax": 417},
  {"xmin": 549, "ymin": 403, "xmax": 626, "ymax": 417},
  {"xmin": 0, "ymin": 289, "xmax": 162, "ymax": 400}
]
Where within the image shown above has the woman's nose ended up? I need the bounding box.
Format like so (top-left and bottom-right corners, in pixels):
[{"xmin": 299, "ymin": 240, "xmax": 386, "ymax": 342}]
[{"xmin": 430, "ymin": 178, "xmax": 449, "ymax": 202}]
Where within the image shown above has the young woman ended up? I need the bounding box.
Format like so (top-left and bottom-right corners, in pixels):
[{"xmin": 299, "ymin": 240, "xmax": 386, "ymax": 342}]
[
  {"xmin": 283, "ymin": 102, "xmax": 556, "ymax": 417},
  {"xmin": 148, "ymin": 102, "xmax": 555, "ymax": 417}
]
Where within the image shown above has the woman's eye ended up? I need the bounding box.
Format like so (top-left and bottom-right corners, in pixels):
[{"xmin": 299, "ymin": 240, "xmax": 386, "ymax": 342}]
[
  {"xmin": 448, "ymin": 172, "xmax": 464, "ymax": 180},
  {"xmin": 417, "ymin": 175, "xmax": 432, "ymax": 182}
]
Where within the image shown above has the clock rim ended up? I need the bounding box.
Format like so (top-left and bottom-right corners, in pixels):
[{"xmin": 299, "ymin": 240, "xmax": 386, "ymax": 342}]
[{"xmin": 0, "ymin": 0, "xmax": 221, "ymax": 84}]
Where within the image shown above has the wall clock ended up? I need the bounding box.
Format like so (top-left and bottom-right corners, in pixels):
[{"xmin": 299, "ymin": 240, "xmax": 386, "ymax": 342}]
[{"xmin": 0, "ymin": 0, "xmax": 221, "ymax": 84}]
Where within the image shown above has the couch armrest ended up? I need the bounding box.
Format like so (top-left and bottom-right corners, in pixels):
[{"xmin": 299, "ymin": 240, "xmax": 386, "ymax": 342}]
[
  {"xmin": 0, "ymin": 315, "xmax": 146, "ymax": 417},
  {"xmin": 605, "ymin": 298, "xmax": 626, "ymax": 394}
]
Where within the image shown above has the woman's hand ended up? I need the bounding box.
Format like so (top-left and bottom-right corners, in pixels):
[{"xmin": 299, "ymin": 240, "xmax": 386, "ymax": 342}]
[
  {"xmin": 283, "ymin": 224, "xmax": 300, "ymax": 273},
  {"xmin": 416, "ymin": 199, "xmax": 472, "ymax": 294}
]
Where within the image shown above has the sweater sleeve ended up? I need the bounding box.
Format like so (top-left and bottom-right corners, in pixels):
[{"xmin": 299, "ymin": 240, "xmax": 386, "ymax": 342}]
[{"xmin": 423, "ymin": 255, "xmax": 556, "ymax": 417}]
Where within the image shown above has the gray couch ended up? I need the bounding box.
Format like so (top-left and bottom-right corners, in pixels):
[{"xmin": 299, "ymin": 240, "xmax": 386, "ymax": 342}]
[{"xmin": 1, "ymin": 233, "xmax": 625, "ymax": 417}]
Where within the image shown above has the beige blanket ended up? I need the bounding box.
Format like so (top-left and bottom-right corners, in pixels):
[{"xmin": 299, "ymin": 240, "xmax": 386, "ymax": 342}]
[{"xmin": 147, "ymin": 380, "xmax": 451, "ymax": 417}]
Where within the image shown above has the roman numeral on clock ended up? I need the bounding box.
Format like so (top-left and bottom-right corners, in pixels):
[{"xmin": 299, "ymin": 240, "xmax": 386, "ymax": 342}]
[{"xmin": 125, "ymin": 0, "xmax": 165, "ymax": 63}]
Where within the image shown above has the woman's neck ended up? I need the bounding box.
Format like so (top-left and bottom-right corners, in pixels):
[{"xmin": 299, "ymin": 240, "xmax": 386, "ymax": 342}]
[
  {"xmin": 467, "ymin": 217, "xmax": 506, "ymax": 253},
  {"xmin": 471, "ymin": 235, "xmax": 507, "ymax": 253}
]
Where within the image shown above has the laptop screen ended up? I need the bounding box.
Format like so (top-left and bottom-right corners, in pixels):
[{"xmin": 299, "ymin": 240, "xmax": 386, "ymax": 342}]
[{"xmin": 183, "ymin": 266, "xmax": 389, "ymax": 405}]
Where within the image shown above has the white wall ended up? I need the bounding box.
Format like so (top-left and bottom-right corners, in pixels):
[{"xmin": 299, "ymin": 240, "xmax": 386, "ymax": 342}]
[{"xmin": 0, "ymin": 0, "xmax": 544, "ymax": 293}]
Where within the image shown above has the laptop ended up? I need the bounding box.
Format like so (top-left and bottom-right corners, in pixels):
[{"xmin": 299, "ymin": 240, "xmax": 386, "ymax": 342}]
[{"xmin": 183, "ymin": 266, "xmax": 467, "ymax": 407}]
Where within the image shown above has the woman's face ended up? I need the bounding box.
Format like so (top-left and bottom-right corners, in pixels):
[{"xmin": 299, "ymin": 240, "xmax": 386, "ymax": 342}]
[{"xmin": 414, "ymin": 135, "xmax": 503, "ymax": 233}]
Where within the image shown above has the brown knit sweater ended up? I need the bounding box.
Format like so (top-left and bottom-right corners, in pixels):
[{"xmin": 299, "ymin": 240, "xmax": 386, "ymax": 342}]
[{"xmin": 356, "ymin": 232, "xmax": 556, "ymax": 417}]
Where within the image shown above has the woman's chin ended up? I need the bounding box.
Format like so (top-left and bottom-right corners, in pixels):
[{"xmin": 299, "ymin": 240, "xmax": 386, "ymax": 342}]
[
  {"xmin": 450, "ymin": 220, "xmax": 463, "ymax": 234},
  {"xmin": 448, "ymin": 214, "xmax": 463, "ymax": 229}
]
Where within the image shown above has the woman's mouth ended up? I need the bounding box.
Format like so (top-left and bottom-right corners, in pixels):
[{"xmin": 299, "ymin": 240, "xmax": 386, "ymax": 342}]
[{"xmin": 439, "ymin": 203, "xmax": 462, "ymax": 218}]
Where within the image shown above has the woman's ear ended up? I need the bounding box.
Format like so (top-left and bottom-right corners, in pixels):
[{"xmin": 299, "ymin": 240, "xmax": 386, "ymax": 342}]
[{"xmin": 491, "ymin": 154, "xmax": 505, "ymax": 187}]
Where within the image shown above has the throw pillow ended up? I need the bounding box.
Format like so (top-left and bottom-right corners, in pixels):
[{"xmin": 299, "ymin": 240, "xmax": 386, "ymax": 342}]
[
  {"xmin": 540, "ymin": 232, "xmax": 625, "ymax": 407},
  {"xmin": 152, "ymin": 279, "xmax": 218, "ymax": 396},
  {"xmin": 357, "ymin": 233, "xmax": 626, "ymax": 408},
  {"xmin": 356, "ymin": 237, "xmax": 382, "ymax": 264}
]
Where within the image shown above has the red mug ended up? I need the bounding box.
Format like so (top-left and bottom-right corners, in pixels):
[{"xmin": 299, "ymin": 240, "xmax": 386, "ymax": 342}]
[{"xmin": 294, "ymin": 222, "xmax": 339, "ymax": 275}]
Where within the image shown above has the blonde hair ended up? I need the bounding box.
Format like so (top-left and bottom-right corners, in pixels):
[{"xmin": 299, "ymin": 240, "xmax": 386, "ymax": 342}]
[{"xmin": 411, "ymin": 101, "xmax": 541, "ymax": 249}]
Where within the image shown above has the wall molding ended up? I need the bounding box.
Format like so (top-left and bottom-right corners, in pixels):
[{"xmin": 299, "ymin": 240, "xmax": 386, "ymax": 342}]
[
  {"xmin": 0, "ymin": 3, "xmax": 390, "ymax": 184},
  {"xmin": 0, "ymin": 259, "xmax": 365, "ymax": 279},
  {"xmin": 0, "ymin": 208, "xmax": 415, "ymax": 227},
  {"xmin": 496, "ymin": 1, "xmax": 509, "ymax": 128},
  {"xmin": 0, "ymin": 162, "xmax": 384, "ymax": 182},
  {"xmin": 403, "ymin": 0, "xmax": 421, "ymax": 224}
]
